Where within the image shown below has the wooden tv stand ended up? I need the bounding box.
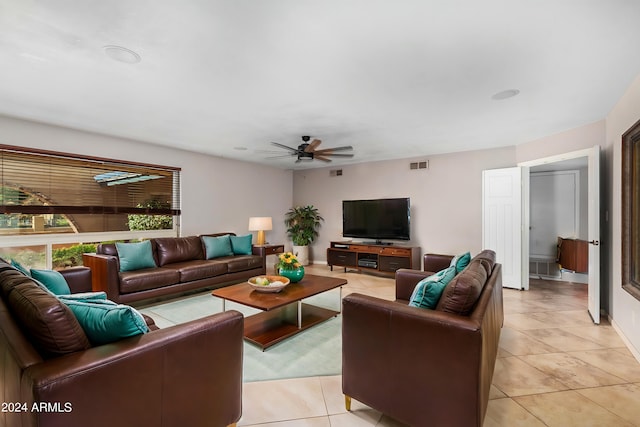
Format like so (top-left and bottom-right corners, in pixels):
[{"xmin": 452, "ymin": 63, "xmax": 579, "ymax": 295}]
[{"xmin": 327, "ymin": 241, "xmax": 421, "ymax": 276}]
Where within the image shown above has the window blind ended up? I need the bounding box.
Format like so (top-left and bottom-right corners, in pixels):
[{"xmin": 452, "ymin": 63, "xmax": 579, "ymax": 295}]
[{"xmin": 0, "ymin": 145, "xmax": 180, "ymax": 233}]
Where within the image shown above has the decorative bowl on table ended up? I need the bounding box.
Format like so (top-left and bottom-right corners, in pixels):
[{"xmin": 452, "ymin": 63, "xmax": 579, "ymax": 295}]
[{"xmin": 248, "ymin": 275, "xmax": 291, "ymax": 293}]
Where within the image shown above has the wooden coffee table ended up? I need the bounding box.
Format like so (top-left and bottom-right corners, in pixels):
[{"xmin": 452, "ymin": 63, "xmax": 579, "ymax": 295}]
[{"xmin": 212, "ymin": 274, "xmax": 347, "ymax": 350}]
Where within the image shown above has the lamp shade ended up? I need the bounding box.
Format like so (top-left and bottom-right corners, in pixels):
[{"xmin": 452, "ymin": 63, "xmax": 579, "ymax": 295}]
[
  {"xmin": 248, "ymin": 217, "xmax": 272, "ymax": 245},
  {"xmin": 248, "ymin": 217, "xmax": 272, "ymax": 231}
]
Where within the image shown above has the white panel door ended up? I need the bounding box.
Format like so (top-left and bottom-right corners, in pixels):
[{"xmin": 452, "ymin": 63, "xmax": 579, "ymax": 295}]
[
  {"xmin": 587, "ymin": 146, "xmax": 601, "ymax": 324},
  {"xmin": 482, "ymin": 167, "xmax": 528, "ymax": 290}
]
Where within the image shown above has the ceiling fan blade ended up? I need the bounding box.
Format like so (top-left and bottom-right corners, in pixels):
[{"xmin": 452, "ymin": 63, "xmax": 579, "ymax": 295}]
[
  {"xmin": 314, "ymin": 155, "xmax": 333, "ymax": 162},
  {"xmin": 304, "ymin": 139, "xmax": 322, "ymax": 152},
  {"xmin": 271, "ymin": 142, "xmax": 299, "ymax": 153},
  {"xmin": 314, "ymin": 145, "xmax": 353, "ymax": 154},
  {"xmin": 323, "ymin": 153, "xmax": 354, "ymax": 158}
]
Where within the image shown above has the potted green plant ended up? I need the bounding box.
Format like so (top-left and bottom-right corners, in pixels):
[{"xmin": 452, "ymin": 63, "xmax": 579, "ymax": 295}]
[{"xmin": 284, "ymin": 205, "xmax": 323, "ymax": 265}]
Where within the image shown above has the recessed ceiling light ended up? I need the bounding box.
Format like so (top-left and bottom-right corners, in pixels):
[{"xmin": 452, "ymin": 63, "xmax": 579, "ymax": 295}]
[
  {"xmin": 103, "ymin": 45, "xmax": 141, "ymax": 64},
  {"xmin": 491, "ymin": 89, "xmax": 520, "ymax": 100}
]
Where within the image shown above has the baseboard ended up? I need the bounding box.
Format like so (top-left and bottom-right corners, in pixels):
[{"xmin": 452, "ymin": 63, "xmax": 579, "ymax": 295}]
[{"xmin": 610, "ymin": 315, "xmax": 640, "ymax": 364}]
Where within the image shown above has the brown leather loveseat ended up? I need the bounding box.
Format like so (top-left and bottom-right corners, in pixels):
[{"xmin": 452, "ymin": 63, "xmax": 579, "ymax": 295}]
[
  {"xmin": 83, "ymin": 233, "xmax": 265, "ymax": 304},
  {"xmin": 342, "ymin": 250, "xmax": 503, "ymax": 427},
  {"xmin": 0, "ymin": 260, "xmax": 243, "ymax": 427}
]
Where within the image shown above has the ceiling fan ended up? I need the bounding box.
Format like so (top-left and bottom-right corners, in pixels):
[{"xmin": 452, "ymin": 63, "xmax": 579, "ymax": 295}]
[{"xmin": 268, "ymin": 136, "xmax": 354, "ymax": 163}]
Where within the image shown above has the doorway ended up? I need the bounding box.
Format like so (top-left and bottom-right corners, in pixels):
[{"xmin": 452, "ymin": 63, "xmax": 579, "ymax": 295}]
[
  {"xmin": 519, "ymin": 146, "xmax": 600, "ymax": 324},
  {"xmin": 529, "ymin": 162, "xmax": 588, "ymax": 284}
]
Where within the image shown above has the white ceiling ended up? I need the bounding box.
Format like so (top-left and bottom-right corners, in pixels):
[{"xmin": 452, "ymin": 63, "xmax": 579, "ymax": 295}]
[{"xmin": 1, "ymin": 1, "xmax": 640, "ymax": 169}]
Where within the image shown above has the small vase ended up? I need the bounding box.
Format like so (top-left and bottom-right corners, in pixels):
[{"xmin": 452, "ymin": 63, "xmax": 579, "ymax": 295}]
[{"xmin": 280, "ymin": 266, "xmax": 305, "ymax": 283}]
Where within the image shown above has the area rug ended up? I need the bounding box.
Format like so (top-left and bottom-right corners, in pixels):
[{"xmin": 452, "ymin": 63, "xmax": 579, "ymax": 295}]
[{"xmin": 138, "ymin": 288, "xmax": 343, "ymax": 382}]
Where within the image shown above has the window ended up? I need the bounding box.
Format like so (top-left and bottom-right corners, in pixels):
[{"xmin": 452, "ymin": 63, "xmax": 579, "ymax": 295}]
[
  {"xmin": 622, "ymin": 118, "xmax": 640, "ymax": 301},
  {"xmin": 0, "ymin": 145, "xmax": 181, "ymax": 235},
  {"xmin": 0, "ymin": 244, "xmax": 47, "ymax": 270}
]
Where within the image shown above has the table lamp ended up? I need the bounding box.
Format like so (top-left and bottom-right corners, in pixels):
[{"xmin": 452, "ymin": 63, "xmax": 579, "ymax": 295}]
[{"xmin": 248, "ymin": 216, "xmax": 272, "ymax": 245}]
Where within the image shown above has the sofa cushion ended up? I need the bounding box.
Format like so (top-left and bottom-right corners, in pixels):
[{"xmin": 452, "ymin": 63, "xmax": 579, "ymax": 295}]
[
  {"xmin": 31, "ymin": 269, "xmax": 71, "ymax": 295},
  {"xmin": 167, "ymin": 260, "xmax": 228, "ymax": 282},
  {"xmin": 143, "ymin": 314, "xmax": 159, "ymax": 331},
  {"xmin": 116, "ymin": 241, "xmax": 157, "ymax": 272},
  {"xmin": 435, "ymin": 260, "xmax": 487, "ymax": 316},
  {"xmin": 202, "ymin": 235, "xmax": 234, "ymax": 259},
  {"xmin": 472, "ymin": 249, "xmax": 496, "ymax": 276},
  {"xmin": 230, "ymin": 234, "xmax": 253, "ymax": 255},
  {"xmin": 408, "ymin": 265, "xmax": 457, "ymax": 309},
  {"xmin": 63, "ymin": 300, "xmax": 149, "ymax": 345},
  {"xmin": 154, "ymin": 236, "xmax": 203, "ymax": 266},
  {"xmin": 225, "ymin": 255, "xmax": 263, "ymax": 273},
  {"xmin": 57, "ymin": 292, "xmax": 159, "ymax": 330},
  {"xmin": 119, "ymin": 268, "xmax": 180, "ymax": 294},
  {"xmin": 1, "ymin": 267, "xmax": 35, "ymax": 298},
  {"xmin": 7, "ymin": 281, "xmax": 91, "ymax": 357},
  {"xmin": 97, "ymin": 243, "xmax": 118, "ymax": 256},
  {"xmin": 450, "ymin": 252, "xmax": 471, "ymax": 273}
]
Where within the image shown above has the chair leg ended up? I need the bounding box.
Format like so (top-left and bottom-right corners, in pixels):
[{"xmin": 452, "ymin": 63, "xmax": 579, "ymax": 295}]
[{"xmin": 345, "ymin": 395, "xmax": 352, "ymax": 411}]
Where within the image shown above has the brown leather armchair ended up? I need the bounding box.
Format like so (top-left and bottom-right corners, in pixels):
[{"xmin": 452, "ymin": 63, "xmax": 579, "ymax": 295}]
[
  {"xmin": 0, "ymin": 262, "xmax": 243, "ymax": 427},
  {"xmin": 342, "ymin": 251, "xmax": 503, "ymax": 427}
]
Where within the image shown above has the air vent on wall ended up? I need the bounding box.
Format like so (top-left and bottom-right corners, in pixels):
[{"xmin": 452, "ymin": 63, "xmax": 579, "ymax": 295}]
[
  {"xmin": 409, "ymin": 160, "xmax": 429, "ymax": 170},
  {"xmin": 330, "ymin": 169, "xmax": 343, "ymax": 177}
]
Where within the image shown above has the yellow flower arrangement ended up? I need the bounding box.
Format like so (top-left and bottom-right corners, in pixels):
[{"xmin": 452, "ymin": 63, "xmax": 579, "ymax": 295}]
[{"xmin": 277, "ymin": 252, "xmax": 301, "ymax": 271}]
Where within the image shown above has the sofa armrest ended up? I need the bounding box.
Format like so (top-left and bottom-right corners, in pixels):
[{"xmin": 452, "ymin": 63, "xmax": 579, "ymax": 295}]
[
  {"xmin": 22, "ymin": 310, "xmax": 244, "ymax": 427},
  {"xmin": 342, "ymin": 293, "xmax": 483, "ymax": 426},
  {"xmin": 82, "ymin": 253, "xmax": 122, "ymax": 302},
  {"xmin": 59, "ymin": 267, "xmax": 92, "ymax": 294}
]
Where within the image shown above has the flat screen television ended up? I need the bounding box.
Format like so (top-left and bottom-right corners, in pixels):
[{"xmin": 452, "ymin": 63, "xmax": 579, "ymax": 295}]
[{"xmin": 342, "ymin": 197, "xmax": 410, "ymax": 242}]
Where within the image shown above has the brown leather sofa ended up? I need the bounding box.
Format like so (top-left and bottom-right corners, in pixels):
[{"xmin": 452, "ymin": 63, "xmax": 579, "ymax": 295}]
[
  {"xmin": 83, "ymin": 233, "xmax": 266, "ymax": 304},
  {"xmin": 342, "ymin": 250, "xmax": 503, "ymax": 427},
  {"xmin": 0, "ymin": 260, "xmax": 243, "ymax": 427}
]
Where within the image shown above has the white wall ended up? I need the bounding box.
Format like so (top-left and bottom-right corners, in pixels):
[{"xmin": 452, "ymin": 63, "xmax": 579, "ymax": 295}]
[
  {"xmin": 606, "ymin": 74, "xmax": 640, "ymax": 358},
  {"xmin": 515, "ymin": 120, "xmax": 606, "ymax": 163},
  {"xmin": 578, "ymin": 166, "xmax": 588, "ymax": 240},
  {"xmin": 292, "ymin": 146, "xmax": 515, "ymax": 265},
  {"xmin": 293, "ymin": 122, "xmax": 606, "ymax": 268},
  {"xmin": 0, "ymin": 115, "xmax": 292, "ymax": 242},
  {"xmin": 529, "ymin": 170, "xmax": 584, "ymax": 259}
]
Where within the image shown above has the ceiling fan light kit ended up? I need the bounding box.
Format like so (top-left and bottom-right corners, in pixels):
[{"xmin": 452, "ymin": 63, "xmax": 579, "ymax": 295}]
[{"xmin": 269, "ymin": 136, "xmax": 354, "ymax": 163}]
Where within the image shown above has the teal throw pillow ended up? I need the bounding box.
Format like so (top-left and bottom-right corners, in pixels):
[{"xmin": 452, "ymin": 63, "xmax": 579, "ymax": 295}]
[
  {"xmin": 202, "ymin": 235, "xmax": 234, "ymax": 259},
  {"xmin": 450, "ymin": 252, "xmax": 471, "ymax": 273},
  {"xmin": 409, "ymin": 265, "xmax": 457, "ymax": 309},
  {"xmin": 31, "ymin": 269, "xmax": 71, "ymax": 295},
  {"xmin": 230, "ymin": 234, "xmax": 252, "ymax": 255},
  {"xmin": 58, "ymin": 291, "xmax": 113, "ymax": 303},
  {"xmin": 116, "ymin": 241, "xmax": 157, "ymax": 272},
  {"xmin": 63, "ymin": 300, "xmax": 149, "ymax": 345},
  {"xmin": 10, "ymin": 259, "xmax": 32, "ymax": 277}
]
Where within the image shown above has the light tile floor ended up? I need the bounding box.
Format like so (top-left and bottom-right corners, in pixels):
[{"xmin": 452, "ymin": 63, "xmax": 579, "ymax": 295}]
[{"xmin": 238, "ymin": 265, "xmax": 640, "ymax": 426}]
